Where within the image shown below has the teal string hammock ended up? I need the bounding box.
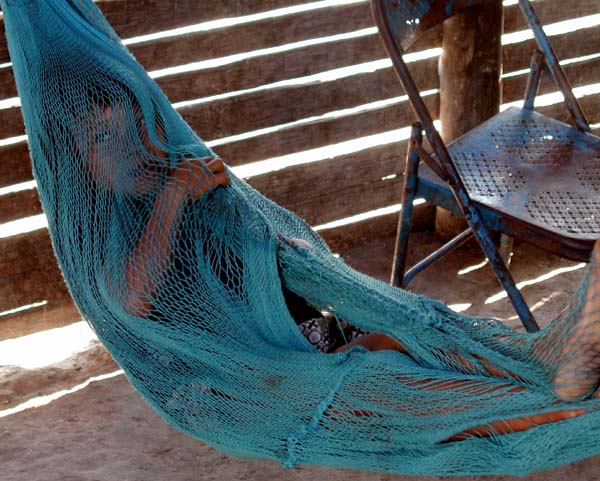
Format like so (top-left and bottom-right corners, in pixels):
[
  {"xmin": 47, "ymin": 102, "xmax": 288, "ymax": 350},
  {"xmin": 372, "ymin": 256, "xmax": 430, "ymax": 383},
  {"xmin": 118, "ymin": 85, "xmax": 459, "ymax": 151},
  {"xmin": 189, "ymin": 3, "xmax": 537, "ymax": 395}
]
[{"xmin": 3, "ymin": 0, "xmax": 600, "ymax": 476}]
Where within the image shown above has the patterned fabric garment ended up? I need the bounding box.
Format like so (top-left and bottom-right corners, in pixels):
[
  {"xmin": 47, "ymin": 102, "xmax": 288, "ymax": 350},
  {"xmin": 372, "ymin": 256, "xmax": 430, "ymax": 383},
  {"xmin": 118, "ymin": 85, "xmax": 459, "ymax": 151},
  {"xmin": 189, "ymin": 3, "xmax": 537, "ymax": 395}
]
[{"xmin": 298, "ymin": 315, "xmax": 366, "ymax": 353}]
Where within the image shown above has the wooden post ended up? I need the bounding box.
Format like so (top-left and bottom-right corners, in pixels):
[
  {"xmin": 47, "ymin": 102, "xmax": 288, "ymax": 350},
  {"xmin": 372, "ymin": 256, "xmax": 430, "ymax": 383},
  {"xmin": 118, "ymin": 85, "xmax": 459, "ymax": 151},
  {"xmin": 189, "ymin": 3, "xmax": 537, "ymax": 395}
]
[{"xmin": 436, "ymin": 0, "xmax": 503, "ymax": 239}]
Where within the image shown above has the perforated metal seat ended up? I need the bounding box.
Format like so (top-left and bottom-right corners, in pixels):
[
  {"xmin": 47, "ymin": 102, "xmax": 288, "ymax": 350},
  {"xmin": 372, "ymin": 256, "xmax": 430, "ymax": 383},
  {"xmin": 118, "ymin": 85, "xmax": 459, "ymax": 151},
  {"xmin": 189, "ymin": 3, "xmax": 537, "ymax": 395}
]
[
  {"xmin": 414, "ymin": 107, "xmax": 600, "ymax": 271},
  {"xmin": 420, "ymin": 107, "xmax": 600, "ymax": 243}
]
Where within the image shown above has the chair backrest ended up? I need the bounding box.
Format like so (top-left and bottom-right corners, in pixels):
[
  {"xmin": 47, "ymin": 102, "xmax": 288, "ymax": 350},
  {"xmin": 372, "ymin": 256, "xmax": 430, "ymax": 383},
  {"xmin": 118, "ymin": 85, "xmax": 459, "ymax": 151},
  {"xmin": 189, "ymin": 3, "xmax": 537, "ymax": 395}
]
[{"xmin": 376, "ymin": 0, "xmax": 489, "ymax": 51}]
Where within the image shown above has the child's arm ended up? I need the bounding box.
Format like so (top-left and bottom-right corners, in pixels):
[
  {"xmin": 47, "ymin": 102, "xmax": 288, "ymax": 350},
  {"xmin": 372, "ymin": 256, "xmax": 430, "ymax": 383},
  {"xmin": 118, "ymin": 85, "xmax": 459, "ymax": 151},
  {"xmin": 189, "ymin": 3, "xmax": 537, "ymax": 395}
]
[{"xmin": 123, "ymin": 156, "xmax": 229, "ymax": 317}]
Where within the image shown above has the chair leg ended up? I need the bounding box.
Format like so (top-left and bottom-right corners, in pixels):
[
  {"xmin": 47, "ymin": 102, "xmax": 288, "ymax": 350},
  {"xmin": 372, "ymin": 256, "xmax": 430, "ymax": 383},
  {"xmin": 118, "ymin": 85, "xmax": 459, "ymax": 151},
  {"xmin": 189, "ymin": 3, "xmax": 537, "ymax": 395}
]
[
  {"xmin": 431, "ymin": 141, "xmax": 539, "ymax": 331},
  {"xmin": 391, "ymin": 124, "xmax": 422, "ymax": 288},
  {"xmin": 470, "ymin": 222, "xmax": 539, "ymax": 332},
  {"xmin": 403, "ymin": 228, "xmax": 474, "ymax": 286}
]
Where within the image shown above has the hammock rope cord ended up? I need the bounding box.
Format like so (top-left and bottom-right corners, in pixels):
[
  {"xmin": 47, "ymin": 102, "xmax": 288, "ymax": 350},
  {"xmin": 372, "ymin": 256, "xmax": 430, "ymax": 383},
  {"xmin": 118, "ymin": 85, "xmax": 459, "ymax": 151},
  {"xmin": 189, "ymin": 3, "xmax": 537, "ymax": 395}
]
[{"xmin": 3, "ymin": 0, "xmax": 600, "ymax": 475}]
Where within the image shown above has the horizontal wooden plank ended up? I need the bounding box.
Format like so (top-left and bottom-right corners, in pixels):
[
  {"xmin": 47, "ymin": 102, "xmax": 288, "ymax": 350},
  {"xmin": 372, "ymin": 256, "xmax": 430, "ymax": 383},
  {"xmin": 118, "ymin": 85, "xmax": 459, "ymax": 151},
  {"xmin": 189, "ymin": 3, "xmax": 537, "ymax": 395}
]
[
  {"xmin": 0, "ymin": 142, "xmax": 32, "ymax": 189},
  {"xmin": 0, "ymin": 187, "xmax": 41, "ymax": 224},
  {"xmin": 0, "ymin": 228, "xmax": 57, "ymax": 278},
  {"xmin": 0, "ymin": 238, "xmax": 73, "ymax": 315},
  {"xmin": 217, "ymin": 93, "xmax": 439, "ymax": 167},
  {"xmin": 180, "ymin": 57, "xmax": 438, "ymax": 142},
  {"xmin": 0, "ymin": 266, "xmax": 67, "ymax": 314},
  {"xmin": 503, "ymin": 55, "xmax": 600, "ymax": 104},
  {"xmin": 504, "ymin": 0, "xmax": 600, "ymax": 33},
  {"xmin": 536, "ymin": 92, "xmax": 600, "ymax": 125},
  {"xmin": 158, "ymin": 32, "xmax": 384, "ymax": 105},
  {"xmin": 0, "ymin": 300, "xmax": 81, "ymax": 341},
  {"xmin": 101, "ymin": 0, "xmax": 317, "ymax": 39},
  {"xmin": 0, "ymin": 0, "xmax": 314, "ymax": 64},
  {"xmin": 0, "ymin": 105, "xmax": 22, "ymax": 139},
  {"xmin": 0, "ymin": 227, "xmax": 78, "ymax": 340},
  {"xmin": 0, "ymin": 67, "xmax": 14, "ymax": 100},
  {"xmin": 321, "ymin": 202, "xmax": 435, "ymax": 252},
  {"xmin": 130, "ymin": 2, "xmax": 374, "ymax": 74},
  {"xmin": 147, "ymin": 20, "xmax": 442, "ymax": 105},
  {"xmin": 248, "ymin": 140, "xmax": 409, "ymax": 225},
  {"xmin": 156, "ymin": 26, "xmax": 441, "ymax": 105},
  {"xmin": 503, "ymin": 24, "xmax": 600, "ymax": 74},
  {"xmin": 280, "ymin": 174, "xmax": 405, "ymax": 227}
]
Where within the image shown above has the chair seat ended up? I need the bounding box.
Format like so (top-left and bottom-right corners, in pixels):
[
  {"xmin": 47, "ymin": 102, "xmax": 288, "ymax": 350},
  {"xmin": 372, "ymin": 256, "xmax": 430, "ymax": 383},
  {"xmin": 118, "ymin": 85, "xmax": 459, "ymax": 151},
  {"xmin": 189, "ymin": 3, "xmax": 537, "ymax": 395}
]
[{"xmin": 419, "ymin": 107, "xmax": 600, "ymax": 246}]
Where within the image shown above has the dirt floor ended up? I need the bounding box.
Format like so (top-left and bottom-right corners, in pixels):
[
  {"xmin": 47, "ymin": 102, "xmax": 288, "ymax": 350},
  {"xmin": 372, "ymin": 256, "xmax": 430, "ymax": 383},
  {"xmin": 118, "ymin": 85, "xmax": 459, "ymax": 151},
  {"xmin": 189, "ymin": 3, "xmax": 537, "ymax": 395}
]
[{"xmin": 1, "ymin": 231, "xmax": 598, "ymax": 481}]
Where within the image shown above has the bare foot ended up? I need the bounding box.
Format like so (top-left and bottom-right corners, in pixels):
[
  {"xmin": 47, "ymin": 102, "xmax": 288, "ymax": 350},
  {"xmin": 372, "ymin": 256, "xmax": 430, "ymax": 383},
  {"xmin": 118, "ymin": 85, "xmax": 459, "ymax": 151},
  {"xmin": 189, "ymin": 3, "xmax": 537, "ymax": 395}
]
[{"xmin": 552, "ymin": 240, "xmax": 600, "ymax": 400}]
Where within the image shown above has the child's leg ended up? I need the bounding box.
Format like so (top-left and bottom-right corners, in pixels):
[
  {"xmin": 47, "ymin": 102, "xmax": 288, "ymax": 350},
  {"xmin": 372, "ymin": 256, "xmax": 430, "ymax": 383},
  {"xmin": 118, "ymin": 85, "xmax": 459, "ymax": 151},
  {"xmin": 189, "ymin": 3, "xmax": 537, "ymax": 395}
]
[
  {"xmin": 325, "ymin": 361, "xmax": 586, "ymax": 443},
  {"xmin": 339, "ymin": 240, "xmax": 600, "ymax": 402}
]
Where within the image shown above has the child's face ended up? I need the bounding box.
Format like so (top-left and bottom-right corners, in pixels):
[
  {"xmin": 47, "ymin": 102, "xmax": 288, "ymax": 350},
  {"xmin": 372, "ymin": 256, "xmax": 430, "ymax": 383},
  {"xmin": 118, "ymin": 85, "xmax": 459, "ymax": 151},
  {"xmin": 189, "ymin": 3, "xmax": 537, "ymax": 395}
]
[{"xmin": 79, "ymin": 100, "xmax": 167, "ymax": 196}]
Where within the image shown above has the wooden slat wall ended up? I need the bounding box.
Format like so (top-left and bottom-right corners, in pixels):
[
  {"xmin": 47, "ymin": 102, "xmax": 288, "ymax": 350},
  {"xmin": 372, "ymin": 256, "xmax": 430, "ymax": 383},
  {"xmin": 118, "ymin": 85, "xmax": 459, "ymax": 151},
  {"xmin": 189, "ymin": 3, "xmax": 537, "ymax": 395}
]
[
  {"xmin": 0, "ymin": 0, "xmax": 313, "ymax": 64},
  {"xmin": 0, "ymin": 0, "xmax": 599, "ymax": 339}
]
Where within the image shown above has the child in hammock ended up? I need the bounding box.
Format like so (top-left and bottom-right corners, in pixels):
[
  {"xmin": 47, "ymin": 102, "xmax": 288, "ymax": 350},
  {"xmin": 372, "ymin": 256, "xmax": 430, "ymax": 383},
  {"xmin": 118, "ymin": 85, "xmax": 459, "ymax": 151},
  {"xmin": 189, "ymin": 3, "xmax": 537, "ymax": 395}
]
[
  {"xmin": 76, "ymin": 83, "xmax": 228, "ymax": 318},
  {"xmin": 79, "ymin": 80, "xmax": 362, "ymax": 350},
  {"xmin": 80, "ymin": 82, "xmax": 600, "ymax": 440}
]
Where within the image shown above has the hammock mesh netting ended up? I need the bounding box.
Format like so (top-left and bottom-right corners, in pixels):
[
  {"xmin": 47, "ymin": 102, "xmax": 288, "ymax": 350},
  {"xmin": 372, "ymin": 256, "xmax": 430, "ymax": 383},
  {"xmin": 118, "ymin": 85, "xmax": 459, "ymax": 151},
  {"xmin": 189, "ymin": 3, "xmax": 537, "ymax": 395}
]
[{"xmin": 3, "ymin": 0, "xmax": 600, "ymax": 476}]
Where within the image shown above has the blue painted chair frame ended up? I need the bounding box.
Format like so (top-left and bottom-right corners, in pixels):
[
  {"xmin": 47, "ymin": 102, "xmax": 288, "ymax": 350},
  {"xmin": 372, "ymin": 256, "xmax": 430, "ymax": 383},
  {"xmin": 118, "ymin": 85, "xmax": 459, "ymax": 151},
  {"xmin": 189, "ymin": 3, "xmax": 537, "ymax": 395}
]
[{"xmin": 371, "ymin": 0, "xmax": 600, "ymax": 332}]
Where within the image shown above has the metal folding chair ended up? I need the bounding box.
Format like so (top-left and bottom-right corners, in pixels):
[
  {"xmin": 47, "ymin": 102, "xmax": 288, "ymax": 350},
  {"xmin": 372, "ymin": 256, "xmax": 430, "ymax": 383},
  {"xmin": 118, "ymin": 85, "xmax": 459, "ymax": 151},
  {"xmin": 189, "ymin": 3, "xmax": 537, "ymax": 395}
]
[{"xmin": 371, "ymin": 0, "xmax": 600, "ymax": 332}]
